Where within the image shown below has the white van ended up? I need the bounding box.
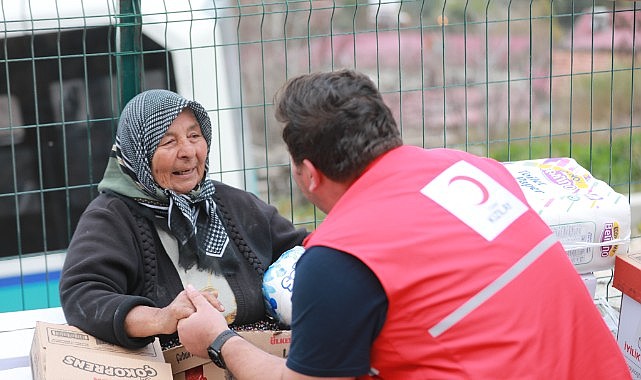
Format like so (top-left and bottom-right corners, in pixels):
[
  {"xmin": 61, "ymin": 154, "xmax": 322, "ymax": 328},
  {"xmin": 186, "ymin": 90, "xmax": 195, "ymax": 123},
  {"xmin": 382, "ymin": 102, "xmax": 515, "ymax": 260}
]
[{"xmin": 0, "ymin": 0, "xmax": 247, "ymax": 310}]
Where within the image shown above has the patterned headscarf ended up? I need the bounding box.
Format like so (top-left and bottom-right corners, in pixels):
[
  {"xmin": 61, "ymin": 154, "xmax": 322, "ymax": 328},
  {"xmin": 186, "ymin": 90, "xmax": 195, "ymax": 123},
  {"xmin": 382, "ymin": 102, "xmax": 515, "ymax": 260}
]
[{"xmin": 98, "ymin": 89, "xmax": 229, "ymax": 271}]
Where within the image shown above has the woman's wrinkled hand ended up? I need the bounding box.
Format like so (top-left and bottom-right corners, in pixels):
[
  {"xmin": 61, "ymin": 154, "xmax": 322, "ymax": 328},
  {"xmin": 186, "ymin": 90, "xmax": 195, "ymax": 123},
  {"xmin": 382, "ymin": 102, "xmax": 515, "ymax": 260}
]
[
  {"xmin": 124, "ymin": 288, "xmax": 225, "ymax": 338},
  {"xmin": 157, "ymin": 289, "xmax": 226, "ymax": 335}
]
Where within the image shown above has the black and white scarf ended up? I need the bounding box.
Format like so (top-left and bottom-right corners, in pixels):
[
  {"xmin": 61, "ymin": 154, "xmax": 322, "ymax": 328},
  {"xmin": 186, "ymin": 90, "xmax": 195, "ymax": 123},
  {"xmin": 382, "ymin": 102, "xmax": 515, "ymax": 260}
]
[{"xmin": 98, "ymin": 89, "xmax": 230, "ymax": 271}]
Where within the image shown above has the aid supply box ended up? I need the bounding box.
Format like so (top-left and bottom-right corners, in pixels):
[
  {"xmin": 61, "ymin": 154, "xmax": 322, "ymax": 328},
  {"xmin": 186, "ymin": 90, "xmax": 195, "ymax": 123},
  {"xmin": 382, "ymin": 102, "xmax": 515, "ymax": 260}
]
[
  {"xmin": 30, "ymin": 321, "xmax": 173, "ymax": 380},
  {"xmin": 163, "ymin": 330, "xmax": 291, "ymax": 380},
  {"xmin": 504, "ymin": 157, "xmax": 631, "ymax": 273},
  {"xmin": 613, "ymin": 252, "xmax": 641, "ymax": 379}
]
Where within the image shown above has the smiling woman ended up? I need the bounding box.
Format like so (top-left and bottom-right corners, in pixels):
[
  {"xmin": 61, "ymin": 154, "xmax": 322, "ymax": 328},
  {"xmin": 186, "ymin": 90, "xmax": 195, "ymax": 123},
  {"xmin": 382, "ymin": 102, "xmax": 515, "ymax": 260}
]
[
  {"xmin": 152, "ymin": 109, "xmax": 209, "ymax": 194},
  {"xmin": 0, "ymin": 0, "xmax": 250, "ymax": 316},
  {"xmin": 57, "ymin": 89, "xmax": 307, "ymax": 349}
]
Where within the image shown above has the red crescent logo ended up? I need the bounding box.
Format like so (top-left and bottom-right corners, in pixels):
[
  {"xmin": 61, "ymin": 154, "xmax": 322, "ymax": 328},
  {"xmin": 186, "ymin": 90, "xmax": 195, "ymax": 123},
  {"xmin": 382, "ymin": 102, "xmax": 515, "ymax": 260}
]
[{"xmin": 448, "ymin": 175, "xmax": 490, "ymax": 205}]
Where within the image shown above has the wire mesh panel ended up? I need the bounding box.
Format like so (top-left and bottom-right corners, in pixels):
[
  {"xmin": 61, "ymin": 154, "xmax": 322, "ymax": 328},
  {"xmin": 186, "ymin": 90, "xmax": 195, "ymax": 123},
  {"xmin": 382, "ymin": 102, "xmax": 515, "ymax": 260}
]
[
  {"xmin": 0, "ymin": 0, "xmax": 638, "ymax": 312},
  {"xmin": 0, "ymin": 0, "xmax": 247, "ymax": 310}
]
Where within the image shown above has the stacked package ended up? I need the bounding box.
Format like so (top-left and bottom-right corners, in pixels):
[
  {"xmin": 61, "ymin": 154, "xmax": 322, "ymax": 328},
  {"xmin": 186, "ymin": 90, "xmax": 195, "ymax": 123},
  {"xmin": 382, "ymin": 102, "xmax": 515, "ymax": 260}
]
[
  {"xmin": 262, "ymin": 246, "xmax": 305, "ymax": 327},
  {"xmin": 503, "ymin": 157, "xmax": 631, "ymax": 274}
]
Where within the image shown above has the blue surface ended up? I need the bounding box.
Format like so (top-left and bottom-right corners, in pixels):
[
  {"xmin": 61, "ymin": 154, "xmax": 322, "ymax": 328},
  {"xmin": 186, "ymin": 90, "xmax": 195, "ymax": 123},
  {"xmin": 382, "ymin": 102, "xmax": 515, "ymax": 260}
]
[{"xmin": 0, "ymin": 271, "xmax": 61, "ymax": 312}]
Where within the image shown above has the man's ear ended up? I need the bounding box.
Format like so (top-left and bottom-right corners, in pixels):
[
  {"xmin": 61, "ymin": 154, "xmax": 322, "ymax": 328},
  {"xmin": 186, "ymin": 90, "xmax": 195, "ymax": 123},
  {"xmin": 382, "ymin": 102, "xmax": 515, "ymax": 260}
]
[{"xmin": 302, "ymin": 159, "xmax": 321, "ymax": 192}]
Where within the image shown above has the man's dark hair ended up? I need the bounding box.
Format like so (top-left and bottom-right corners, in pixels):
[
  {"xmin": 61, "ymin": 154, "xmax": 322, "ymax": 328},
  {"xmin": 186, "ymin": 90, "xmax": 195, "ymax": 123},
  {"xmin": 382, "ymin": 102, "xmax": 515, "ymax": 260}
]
[{"xmin": 275, "ymin": 69, "xmax": 403, "ymax": 183}]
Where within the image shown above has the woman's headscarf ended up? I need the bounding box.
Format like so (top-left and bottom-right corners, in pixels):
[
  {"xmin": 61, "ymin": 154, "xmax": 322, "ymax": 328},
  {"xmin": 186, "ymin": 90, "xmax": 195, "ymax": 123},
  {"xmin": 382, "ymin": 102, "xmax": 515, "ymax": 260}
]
[{"xmin": 98, "ymin": 89, "xmax": 230, "ymax": 271}]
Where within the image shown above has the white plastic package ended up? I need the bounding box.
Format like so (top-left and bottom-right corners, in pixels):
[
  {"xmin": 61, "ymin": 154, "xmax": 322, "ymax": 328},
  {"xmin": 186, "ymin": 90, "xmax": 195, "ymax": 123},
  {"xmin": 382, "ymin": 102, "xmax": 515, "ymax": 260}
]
[
  {"xmin": 503, "ymin": 157, "xmax": 630, "ymax": 273},
  {"xmin": 262, "ymin": 245, "xmax": 305, "ymax": 327}
]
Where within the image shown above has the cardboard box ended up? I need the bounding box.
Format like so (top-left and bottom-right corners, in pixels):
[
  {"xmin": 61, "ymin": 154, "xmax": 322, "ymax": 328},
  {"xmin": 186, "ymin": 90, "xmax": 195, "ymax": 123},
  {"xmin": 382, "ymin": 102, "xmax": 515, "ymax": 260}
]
[
  {"xmin": 30, "ymin": 321, "xmax": 173, "ymax": 380},
  {"xmin": 614, "ymin": 253, "xmax": 641, "ymax": 304},
  {"xmin": 163, "ymin": 330, "xmax": 291, "ymax": 380},
  {"xmin": 614, "ymin": 253, "xmax": 641, "ymax": 379}
]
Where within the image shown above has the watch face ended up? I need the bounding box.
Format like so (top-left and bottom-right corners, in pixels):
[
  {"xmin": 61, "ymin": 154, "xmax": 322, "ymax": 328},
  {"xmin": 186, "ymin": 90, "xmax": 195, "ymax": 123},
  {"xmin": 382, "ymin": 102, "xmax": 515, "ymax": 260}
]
[
  {"xmin": 208, "ymin": 345, "xmax": 226, "ymax": 369},
  {"xmin": 207, "ymin": 329, "xmax": 239, "ymax": 370}
]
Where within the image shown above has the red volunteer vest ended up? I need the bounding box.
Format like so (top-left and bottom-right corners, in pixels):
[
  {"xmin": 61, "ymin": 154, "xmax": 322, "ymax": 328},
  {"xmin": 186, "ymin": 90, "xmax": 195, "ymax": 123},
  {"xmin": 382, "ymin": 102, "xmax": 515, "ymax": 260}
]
[{"xmin": 305, "ymin": 146, "xmax": 630, "ymax": 379}]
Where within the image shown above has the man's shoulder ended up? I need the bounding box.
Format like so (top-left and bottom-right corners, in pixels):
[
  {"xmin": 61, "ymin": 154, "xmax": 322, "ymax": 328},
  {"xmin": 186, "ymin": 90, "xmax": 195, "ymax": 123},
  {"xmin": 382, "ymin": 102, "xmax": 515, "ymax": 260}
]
[{"xmin": 300, "ymin": 246, "xmax": 370, "ymax": 272}]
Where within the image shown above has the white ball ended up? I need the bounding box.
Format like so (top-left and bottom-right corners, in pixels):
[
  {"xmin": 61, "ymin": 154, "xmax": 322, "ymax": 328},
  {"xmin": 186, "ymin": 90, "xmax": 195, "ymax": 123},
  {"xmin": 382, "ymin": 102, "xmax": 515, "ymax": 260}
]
[{"xmin": 262, "ymin": 245, "xmax": 305, "ymax": 327}]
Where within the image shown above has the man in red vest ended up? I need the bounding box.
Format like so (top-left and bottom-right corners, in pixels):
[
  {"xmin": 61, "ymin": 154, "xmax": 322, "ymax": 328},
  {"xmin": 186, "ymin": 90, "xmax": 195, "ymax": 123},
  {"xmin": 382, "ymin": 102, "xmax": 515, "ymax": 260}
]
[{"xmin": 178, "ymin": 69, "xmax": 631, "ymax": 379}]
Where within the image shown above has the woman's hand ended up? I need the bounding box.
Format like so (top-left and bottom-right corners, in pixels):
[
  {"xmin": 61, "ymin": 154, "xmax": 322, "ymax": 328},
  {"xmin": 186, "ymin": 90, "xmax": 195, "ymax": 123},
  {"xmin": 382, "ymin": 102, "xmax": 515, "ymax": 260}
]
[{"xmin": 124, "ymin": 288, "xmax": 225, "ymax": 338}]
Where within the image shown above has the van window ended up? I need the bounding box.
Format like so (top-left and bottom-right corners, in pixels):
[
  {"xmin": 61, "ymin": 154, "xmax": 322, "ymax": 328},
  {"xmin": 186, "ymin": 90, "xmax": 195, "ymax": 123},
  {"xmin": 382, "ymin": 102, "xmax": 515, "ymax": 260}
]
[{"xmin": 0, "ymin": 25, "xmax": 175, "ymax": 257}]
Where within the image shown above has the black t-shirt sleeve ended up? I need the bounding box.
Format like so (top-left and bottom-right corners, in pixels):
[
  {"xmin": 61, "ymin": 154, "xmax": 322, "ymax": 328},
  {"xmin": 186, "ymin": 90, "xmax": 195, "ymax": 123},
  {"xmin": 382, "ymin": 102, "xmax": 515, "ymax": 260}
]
[{"xmin": 285, "ymin": 246, "xmax": 388, "ymax": 377}]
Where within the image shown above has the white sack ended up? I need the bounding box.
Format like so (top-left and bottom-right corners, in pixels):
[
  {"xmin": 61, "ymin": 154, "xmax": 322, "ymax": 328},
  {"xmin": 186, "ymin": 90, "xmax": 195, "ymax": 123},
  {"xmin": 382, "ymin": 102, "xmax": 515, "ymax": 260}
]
[{"xmin": 504, "ymin": 157, "xmax": 630, "ymax": 273}]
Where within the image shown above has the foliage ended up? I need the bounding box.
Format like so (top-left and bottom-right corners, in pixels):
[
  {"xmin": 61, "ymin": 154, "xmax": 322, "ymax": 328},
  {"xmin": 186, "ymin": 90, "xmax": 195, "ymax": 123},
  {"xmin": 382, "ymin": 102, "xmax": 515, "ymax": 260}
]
[{"xmin": 490, "ymin": 131, "xmax": 641, "ymax": 194}]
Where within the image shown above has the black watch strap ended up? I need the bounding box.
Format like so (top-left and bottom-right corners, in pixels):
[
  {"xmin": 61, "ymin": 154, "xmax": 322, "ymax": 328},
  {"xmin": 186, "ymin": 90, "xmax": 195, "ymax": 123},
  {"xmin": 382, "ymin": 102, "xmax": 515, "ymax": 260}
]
[{"xmin": 207, "ymin": 329, "xmax": 240, "ymax": 369}]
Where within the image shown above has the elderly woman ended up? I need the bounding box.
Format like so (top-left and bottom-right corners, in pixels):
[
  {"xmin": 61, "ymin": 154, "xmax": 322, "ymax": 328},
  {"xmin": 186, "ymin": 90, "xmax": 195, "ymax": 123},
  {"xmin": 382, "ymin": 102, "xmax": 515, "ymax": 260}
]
[{"xmin": 59, "ymin": 89, "xmax": 307, "ymax": 349}]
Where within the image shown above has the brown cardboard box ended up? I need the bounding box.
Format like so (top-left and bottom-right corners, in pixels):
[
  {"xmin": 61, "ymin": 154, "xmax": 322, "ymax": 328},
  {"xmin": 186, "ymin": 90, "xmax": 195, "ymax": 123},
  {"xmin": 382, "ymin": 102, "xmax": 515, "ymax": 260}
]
[
  {"xmin": 30, "ymin": 321, "xmax": 173, "ymax": 380},
  {"xmin": 614, "ymin": 253, "xmax": 641, "ymax": 304},
  {"xmin": 613, "ymin": 253, "xmax": 641, "ymax": 379},
  {"xmin": 163, "ymin": 330, "xmax": 291, "ymax": 380}
]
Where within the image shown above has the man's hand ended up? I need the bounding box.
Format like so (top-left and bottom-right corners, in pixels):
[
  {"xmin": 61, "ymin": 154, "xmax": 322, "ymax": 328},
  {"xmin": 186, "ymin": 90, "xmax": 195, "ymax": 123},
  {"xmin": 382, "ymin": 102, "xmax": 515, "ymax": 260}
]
[
  {"xmin": 124, "ymin": 288, "xmax": 224, "ymax": 338},
  {"xmin": 157, "ymin": 289, "xmax": 225, "ymax": 334},
  {"xmin": 178, "ymin": 284, "xmax": 231, "ymax": 358}
]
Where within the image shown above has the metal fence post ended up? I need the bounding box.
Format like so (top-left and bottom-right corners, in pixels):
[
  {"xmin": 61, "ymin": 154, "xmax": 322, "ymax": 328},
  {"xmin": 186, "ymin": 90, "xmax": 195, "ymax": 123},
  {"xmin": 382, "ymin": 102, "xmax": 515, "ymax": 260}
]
[{"xmin": 117, "ymin": 0, "xmax": 142, "ymax": 111}]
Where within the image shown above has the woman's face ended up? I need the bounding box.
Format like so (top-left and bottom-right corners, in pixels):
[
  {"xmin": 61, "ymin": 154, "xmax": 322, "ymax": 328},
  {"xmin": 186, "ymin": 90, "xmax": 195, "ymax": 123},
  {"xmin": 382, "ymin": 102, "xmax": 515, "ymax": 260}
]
[{"xmin": 152, "ymin": 108, "xmax": 208, "ymax": 194}]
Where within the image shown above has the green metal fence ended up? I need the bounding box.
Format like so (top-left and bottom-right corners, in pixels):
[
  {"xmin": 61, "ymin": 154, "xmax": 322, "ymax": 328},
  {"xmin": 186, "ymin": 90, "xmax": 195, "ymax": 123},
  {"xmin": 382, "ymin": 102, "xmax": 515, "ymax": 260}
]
[{"xmin": 0, "ymin": 0, "xmax": 638, "ymax": 312}]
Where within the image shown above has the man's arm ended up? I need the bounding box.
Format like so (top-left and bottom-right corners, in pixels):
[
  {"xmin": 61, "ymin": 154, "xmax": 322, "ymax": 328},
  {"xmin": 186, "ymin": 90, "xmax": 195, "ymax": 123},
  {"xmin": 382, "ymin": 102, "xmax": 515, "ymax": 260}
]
[{"xmin": 178, "ymin": 285, "xmax": 353, "ymax": 380}]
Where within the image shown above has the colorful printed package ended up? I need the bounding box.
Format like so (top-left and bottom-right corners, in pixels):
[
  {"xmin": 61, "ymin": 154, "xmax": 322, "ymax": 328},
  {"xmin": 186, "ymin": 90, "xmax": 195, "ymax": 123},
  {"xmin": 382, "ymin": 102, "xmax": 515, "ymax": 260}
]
[{"xmin": 503, "ymin": 157, "xmax": 631, "ymax": 274}]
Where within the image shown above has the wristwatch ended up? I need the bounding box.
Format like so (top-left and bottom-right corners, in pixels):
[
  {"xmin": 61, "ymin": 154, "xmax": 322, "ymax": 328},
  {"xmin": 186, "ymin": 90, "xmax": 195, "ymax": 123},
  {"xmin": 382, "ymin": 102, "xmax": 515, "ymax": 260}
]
[{"xmin": 207, "ymin": 329, "xmax": 240, "ymax": 369}]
